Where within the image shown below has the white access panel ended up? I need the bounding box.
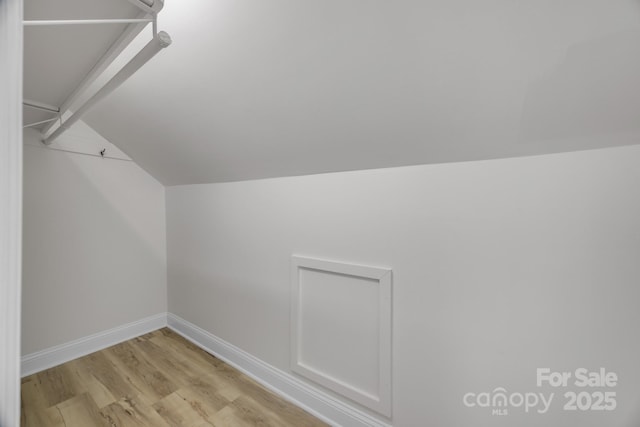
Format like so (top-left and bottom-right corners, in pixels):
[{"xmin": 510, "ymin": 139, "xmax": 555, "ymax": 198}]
[{"xmin": 290, "ymin": 255, "xmax": 392, "ymax": 416}]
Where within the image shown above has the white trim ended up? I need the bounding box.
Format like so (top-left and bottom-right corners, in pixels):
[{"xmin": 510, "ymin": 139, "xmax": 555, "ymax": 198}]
[
  {"xmin": 291, "ymin": 256, "xmax": 393, "ymax": 417},
  {"xmin": 0, "ymin": 0, "xmax": 23, "ymax": 425},
  {"xmin": 21, "ymin": 313, "xmax": 167, "ymax": 377},
  {"xmin": 167, "ymin": 313, "xmax": 391, "ymax": 427}
]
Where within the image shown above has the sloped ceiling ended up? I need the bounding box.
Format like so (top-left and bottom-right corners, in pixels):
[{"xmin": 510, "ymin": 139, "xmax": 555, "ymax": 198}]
[{"xmin": 78, "ymin": 0, "xmax": 640, "ymax": 185}]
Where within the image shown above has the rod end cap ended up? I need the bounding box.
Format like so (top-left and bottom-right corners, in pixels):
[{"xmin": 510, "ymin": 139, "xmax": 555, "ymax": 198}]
[{"xmin": 157, "ymin": 31, "xmax": 172, "ymax": 48}]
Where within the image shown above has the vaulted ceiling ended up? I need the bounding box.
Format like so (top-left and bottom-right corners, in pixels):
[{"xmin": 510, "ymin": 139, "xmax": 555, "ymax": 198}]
[{"xmin": 27, "ymin": 0, "xmax": 640, "ymax": 185}]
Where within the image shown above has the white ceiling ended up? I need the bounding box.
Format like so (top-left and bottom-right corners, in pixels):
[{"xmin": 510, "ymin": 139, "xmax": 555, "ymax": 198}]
[{"xmin": 27, "ymin": 0, "xmax": 640, "ymax": 185}]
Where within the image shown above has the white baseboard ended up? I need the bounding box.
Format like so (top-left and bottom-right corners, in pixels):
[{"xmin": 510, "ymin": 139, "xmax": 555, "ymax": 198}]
[
  {"xmin": 167, "ymin": 313, "xmax": 391, "ymax": 427},
  {"xmin": 21, "ymin": 313, "xmax": 167, "ymax": 377}
]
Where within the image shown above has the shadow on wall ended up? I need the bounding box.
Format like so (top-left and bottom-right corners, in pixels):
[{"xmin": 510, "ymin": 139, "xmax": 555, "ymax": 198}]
[{"xmin": 519, "ymin": 29, "xmax": 640, "ymax": 150}]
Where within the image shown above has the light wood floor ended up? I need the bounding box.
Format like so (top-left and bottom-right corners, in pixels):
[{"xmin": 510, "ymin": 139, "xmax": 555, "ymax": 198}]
[{"xmin": 21, "ymin": 328, "xmax": 328, "ymax": 427}]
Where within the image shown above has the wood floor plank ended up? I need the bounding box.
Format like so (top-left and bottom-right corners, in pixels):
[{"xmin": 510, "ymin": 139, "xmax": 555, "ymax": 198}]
[
  {"xmin": 132, "ymin": 336, "xmax": 200, "ymax": 387},
  {"xmin": 190, "ymin": 372, "xmax": 242, "ymax": 402},
  {"xmin": 153, "ymin": 391, "xmax": 214, "ymax": 427},
  {"xmin": 137, "ymin": 331, "xmax": 156, "ymax": 341},
  {"xmin": 175, "ymin": 385, "xmax": 231, "ymax": 423},
  {"xmin": 21, "ymin": 377, "xmax": 49, "ymax": 410},
  {"xmin": 56, "ymin": 393, "xmax": 109, "ymax": 427},
  {"xmin": 227, "ymin": 395, "xmax": 278, "ymax": 426},
  {"xmin": 80, "ymin": 351, "xmax": 138, "ymax": 400},
  {"xmin": 181, "ymin": 359, "xmax": 246, "ymax": 402},
  {"xmin": 104, "ymin": 341, "xmax": 178, "ymax": 402},
  {"xmin": 158, "ymin": 329, "xmax": 224, "ymax": 368},
  {"xmin": 21, "ymin": 327, "xmax": 328, "ymax": 427},
  {"xmin": 184, "ymin": 374, "xmax": 238, "ymax": 408},
  {"xmin": 35, "ymin": 364, "xmax": 86, "ymax": 407},
  {"xmin": 21, "ymin": 380, "xmax": 66, "ymax": 427},
  {"xmin": 228, "ymin": 369, "xmax": 328, "ymax": 427},
  {"xmin": 209, "ymin": 406, "xmax": 254, "ymax": 427},
  {"xmin": 22, "ymin": 406, "xmax": 66, "ymax": 427},
  {"xmin": 66, "ymin": 358, "xmax": 117, "ymax": 408},
  {"xmin": 149, "ymin": 333, "xmax": 221, "ymax": 374},
  {"xmin": 100, "ymin": 394, "xmax": 171, "ymax": 427}
]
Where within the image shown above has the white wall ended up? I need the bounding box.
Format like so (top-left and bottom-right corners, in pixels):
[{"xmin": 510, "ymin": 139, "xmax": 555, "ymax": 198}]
[
  {"xmin": 167, "ymin": 145, "xmax": 640, "ymax": 427},
  {"xmin": 22, "ymin": 126, "xmax": 167, "ymax": 355}
]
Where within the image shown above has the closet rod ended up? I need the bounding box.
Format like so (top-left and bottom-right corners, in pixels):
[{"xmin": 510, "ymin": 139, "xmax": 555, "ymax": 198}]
[
  {"xmin": 40, "ymin": 12, "xmax": 149, "ymax": 137},
  {"xmin": 43, "ymin": 31, "xmax": 172, "ymax": 145},
  {"xmin": 24, "ymin": 18, "xmax": 153, "ymax": 26}
]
